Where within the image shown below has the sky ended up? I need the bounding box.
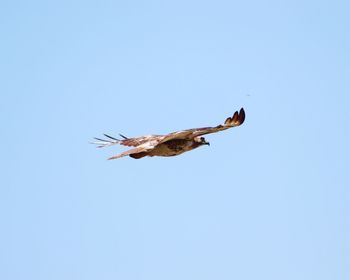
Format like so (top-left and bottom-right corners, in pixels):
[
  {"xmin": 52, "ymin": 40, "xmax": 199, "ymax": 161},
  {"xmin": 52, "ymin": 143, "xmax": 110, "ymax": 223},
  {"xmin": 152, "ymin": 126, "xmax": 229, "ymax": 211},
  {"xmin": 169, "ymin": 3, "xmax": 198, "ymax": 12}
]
[{"xmin": 1, "ymin": 0, "xmax": 350, "ymax": 279}]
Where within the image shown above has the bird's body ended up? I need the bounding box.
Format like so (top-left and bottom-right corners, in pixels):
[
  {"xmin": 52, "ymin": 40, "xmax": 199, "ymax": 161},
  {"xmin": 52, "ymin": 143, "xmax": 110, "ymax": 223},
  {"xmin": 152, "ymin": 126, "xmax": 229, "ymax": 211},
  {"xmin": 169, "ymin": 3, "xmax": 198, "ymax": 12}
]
[
  {"xmin": 131, "ymin": 138, "xmax": 203, "ymax": 158},
  {"xmin": 93, "ymin": 108, "xmax": 245, "ymax": 160}
]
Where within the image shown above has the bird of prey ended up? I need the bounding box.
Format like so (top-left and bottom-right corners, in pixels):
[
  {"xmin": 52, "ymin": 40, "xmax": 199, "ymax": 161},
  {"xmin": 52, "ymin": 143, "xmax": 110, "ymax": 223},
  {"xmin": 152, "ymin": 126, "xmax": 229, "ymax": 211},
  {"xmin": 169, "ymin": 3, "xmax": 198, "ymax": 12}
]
[{"xmin": 93, "ymin": 108, "xmax": 245, "ymax": 160}]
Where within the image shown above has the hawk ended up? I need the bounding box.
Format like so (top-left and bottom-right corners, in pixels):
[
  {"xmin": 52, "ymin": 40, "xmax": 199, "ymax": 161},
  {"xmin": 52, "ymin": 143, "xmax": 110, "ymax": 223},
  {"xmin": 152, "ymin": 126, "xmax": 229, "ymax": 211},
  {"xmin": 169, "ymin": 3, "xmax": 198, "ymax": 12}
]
[{"xmin": 93, "ymin": 108, "xmax": 245, "ymax": 160}]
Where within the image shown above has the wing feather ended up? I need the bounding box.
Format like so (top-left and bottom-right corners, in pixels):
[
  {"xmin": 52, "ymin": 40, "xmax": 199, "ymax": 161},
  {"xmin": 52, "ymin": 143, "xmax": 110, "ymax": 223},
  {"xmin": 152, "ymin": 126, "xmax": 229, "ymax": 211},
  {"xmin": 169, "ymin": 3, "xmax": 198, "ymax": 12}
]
[
  {"xmin": 108, "ymin": 147, "xmax": 148, "ymax": 160},
  {"xmin": 92, "ymin": 134, "xmax": 163, "ymax": 148},
  {"xmin": 107, "ymin": 141, "xmax": 157, "ymax": 160},
  {"xmin": 120, "ymin": 135, "xmax": 162, "ymax": 147}
]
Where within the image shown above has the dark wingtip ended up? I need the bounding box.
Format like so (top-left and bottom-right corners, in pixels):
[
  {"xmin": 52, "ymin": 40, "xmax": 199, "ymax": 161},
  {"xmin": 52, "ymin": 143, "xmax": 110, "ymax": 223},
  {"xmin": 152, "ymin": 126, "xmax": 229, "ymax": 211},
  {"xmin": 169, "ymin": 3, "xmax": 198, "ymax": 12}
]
[
  {"xmin": 233, "ymin": 111, "xmax": 239, "ymax": 122},
  {"xmin": 224, "ymin": 108, "xmax": 246, "ymax": 126},
  {"xmin": 239, "ymin": 108, "xmax": 245, "ymax": 125},
  {"xmin": 104, "ymin": 134, "xmax": 119, "ymax": 140},
  {"xmin": 119, "ymin": 133, "xmax": 129, "ymax": 139}
]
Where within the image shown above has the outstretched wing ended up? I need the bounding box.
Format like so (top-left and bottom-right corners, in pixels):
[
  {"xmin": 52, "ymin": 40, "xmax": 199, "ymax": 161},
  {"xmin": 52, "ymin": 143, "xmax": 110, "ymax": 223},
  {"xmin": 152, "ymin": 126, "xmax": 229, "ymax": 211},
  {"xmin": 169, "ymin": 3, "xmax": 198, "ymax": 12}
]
[
  {"xmin": 107, "ymin": 146, "xmax": 149, "ymax": 160},
  {"xmin": 158, "ymin": 108, "xmax": 245, "ymax": 143},
  {"xmin": 191, "ymin": 107, "xmax": 245, "ymax": 136},
  {"xmin": 107, "ymin": 141, "xmax": 158, "ymax": 160}
]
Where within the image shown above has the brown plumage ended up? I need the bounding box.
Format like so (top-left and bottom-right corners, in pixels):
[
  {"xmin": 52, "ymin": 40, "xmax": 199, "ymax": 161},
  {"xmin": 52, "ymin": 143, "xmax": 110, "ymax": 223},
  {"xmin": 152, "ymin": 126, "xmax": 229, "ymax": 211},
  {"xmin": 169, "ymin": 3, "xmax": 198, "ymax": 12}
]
[{"xmin": 93, "ymin": 108, "xmax": 245, "ymax": 160}]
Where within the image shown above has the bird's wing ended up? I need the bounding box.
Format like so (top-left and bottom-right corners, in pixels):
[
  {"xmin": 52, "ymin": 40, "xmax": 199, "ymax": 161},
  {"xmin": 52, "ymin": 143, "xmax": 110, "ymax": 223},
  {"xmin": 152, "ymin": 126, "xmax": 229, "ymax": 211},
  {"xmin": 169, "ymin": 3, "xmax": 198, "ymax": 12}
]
[
  {"xmin": 92, "ymin": 134, "xmax": 162, "ymax": 148},
  {"xmin": 107, "ymin": 141, "xmax": 158, "ymax": 160},
  {"xmin": 158, "ymin": 108, "xmax": 245, "ymax": 143},
  {"xmin": 120, "ymin": 135, "xmax": 162, "ymax": 147}
]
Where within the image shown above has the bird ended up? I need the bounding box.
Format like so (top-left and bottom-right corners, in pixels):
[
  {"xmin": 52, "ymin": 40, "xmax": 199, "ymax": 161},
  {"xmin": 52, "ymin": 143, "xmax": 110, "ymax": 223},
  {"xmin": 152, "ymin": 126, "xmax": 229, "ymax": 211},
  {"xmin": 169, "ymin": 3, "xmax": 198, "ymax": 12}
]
[{"xmin": 93, "ymin": 108, "xmax": 245, "ymax": 160}]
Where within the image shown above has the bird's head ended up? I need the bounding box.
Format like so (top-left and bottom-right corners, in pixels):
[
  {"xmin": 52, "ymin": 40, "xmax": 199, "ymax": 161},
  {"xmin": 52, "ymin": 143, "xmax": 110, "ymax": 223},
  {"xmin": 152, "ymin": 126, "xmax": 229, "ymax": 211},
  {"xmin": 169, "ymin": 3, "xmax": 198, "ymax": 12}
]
[{"xmin": 195, "ymin": 136, "xmax": 210, "ymax": 146}]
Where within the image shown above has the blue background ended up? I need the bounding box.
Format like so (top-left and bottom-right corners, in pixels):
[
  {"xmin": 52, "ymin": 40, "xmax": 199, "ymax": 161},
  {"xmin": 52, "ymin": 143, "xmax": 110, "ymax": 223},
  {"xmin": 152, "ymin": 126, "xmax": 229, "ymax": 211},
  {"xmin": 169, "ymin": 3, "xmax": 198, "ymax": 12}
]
[{"xmin": 1, "ymin": 1, "xmax": 349, "ymax": 279}]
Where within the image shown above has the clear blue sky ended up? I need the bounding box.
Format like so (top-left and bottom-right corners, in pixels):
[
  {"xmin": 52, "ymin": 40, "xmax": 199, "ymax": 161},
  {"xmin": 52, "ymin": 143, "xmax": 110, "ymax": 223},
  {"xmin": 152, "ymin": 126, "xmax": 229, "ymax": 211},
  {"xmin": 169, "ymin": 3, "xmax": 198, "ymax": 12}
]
[{"xmin": 1, "ymin": 1, "xmax": 349, "ymax": 279}]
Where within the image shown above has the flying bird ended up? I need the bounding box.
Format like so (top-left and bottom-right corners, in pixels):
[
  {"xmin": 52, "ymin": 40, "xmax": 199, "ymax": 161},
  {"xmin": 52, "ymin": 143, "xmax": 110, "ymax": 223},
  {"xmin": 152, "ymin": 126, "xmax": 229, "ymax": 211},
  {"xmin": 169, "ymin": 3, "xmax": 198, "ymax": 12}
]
[{"xmin": 93, "ymin": 108, "xmax": 245, "ymax": 160}]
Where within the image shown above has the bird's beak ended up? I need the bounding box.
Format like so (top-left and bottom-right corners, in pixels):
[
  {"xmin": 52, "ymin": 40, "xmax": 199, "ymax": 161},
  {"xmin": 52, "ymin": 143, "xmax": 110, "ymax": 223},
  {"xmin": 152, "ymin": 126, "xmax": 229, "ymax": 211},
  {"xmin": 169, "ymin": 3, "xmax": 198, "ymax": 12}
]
[{"xmin": 205, "ymin": 142, "xmax": 210, "ymax": 146}]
